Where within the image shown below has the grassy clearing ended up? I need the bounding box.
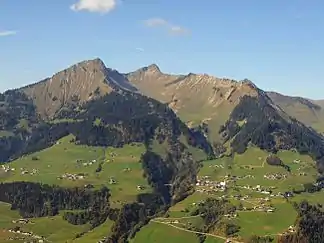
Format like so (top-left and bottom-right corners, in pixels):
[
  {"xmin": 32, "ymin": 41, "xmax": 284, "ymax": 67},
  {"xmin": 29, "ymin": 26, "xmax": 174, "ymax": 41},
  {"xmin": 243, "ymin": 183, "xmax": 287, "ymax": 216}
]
[
  {"xmin": 1, "ymin": 135, "xmax": 151, "ymax": 206},
  {"xmin": 233, "ymin": 147, "xmax": 268, "ymax": 167},
  {"xmin": 21, "ymin": 214, "xmax": 89, "ymax": 242},
  {"xmin": 204, "ymin": 237, "xmax": 225, "ymax": 243},
  {"xmin": 237, "ymin": 202, "xmax": 297, "ymax": 237},
  {"xmin": 0, "ymin": 203, "xmax": 88, "ymax": 242},
  {"xmin": 132, "ymin": 221, "xmax": 199, "ymax": 243},
  {"xmin": 0, "ymin": 130, "xmax": 14, "ymax": 138},
  {"xmin": 101, "ymin": 144, "xmax": 151, "ymax": 206},
  {"xmin": 0, "ymin": 202, "xmax": 20, "ymax": 229},
  {"xmin": 0, "ymin": 135, "xmax": 154, "ymax": 242},
  {"xmin": 73, "ymin": 219, "xmax": 113, "ymax": 243}
]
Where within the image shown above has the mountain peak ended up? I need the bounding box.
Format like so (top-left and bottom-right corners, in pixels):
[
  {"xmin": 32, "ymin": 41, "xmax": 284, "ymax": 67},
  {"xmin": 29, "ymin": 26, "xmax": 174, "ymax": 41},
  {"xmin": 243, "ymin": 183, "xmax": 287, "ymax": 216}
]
[
  {"xmin": 147, "ymin": 64, "xmax": 161, "ymax": 72},
  {"xmin": 21, "ymin": 58, "xmax": 113, "ymax": 118},
  {"xmin": 72, "ymin": 58, "xmax": 107, "ymax": 72},
  {"xmin": 138, "ymin": 64, "xmax": 161, "ymax": 74}
]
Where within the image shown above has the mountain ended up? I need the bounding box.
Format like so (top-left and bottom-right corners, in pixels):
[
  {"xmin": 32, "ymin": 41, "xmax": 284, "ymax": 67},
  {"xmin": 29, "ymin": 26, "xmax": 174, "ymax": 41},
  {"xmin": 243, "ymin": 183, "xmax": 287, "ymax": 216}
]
[
  {"xmin": 0, "ymin": 59, "xmax": 216, "ymax": 242},
  {"xmin": 1, "ymin": 58, "xmax": 215, "ymax": 198},
  {"xmin": 2, "ymin": 59, "xmax": 324, "ymax": 242},
  {"xmin": 127, "ymin": 64, "xmax": 324, "ymax": 168},
  {"xmin": 127, "ymin": 66, "xmax": 259, "ymax": 142},
  {"xmin": 20, "ymin": 58, "xmax": 138, "ymax": 119},
  {"xmin": 267, "ymin": 92, "xmax": 324, "ymax": 133}
]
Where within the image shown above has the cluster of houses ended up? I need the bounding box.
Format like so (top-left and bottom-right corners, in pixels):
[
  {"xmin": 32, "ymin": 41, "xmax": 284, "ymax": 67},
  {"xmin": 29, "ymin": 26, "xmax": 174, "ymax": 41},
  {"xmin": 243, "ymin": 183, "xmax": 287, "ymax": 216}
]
[
  {"xmin": 137, "ymin": 185, "xmax": 145, "ymax": 190},
  {"xmin": 287, "ymin": 225, "xmax": 296, "ymax": 233},
  {"xmin": 196, "ymin": 176, "xmax": 227, "ymax": 193},
  {"xmin": 7, "ymin": 227, "xmax": 45, "ymax": 242},
  {"xmin": 209, "ymin": 164, "xmax": 224, "ymax": 169},
  {"xmin": 238, "ymin": 185, "xmax": 275, "ymax": 195},
  {"xmin": 293, "ymin": 159, "xmax": 301, "ymax": 164},
  {"xmin": 1, "ymin": 164, "xmax": 15, "ymax": 172},
  {"xmin": 263, "ymin": 173, "xmax": 288, "ymax": 180},
  {"xmin": 58, "ymin": 173, "xmax": 85, "ymax": 180},
  {"xmin": 123, "ymin": 167, "xmax": 131, "ymax": 172},
  {"xmin": 224, "ymin": 213, "xmax": 238, "ymax": 219},
  {"xmin": 231, "ymin": 194, "xmax": 250, "ymax": 201},
  {"xmin": 20, "ymin": 168, "xmax": 38, "ymax": 175},
  {"xmin": 251, "ymin": 205, "xmax": 275, "ymax": 213},
  {"xmin": 76, "ymin": 159, "xmax": 98, "ymax": 167},
  {"xmin": 12, "ymin": 219, "xmax": 30, "ymax": 225},
  {"xmin": 109, "ymin": 177, "xmax": 117, "ymax": 185},
  {"xmin": 224, "ymin": 174, "xmax": 255, "ymax": 181}
]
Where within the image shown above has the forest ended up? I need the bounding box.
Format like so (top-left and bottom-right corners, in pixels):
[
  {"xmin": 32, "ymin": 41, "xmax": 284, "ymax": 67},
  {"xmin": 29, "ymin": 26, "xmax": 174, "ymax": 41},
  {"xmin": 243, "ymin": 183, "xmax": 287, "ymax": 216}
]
[
  {"xmin": 0, "ymin": 182, "xmax": 110, "ymax": 218},
  {"xmin": 278, "ymin": 202, "xmax": 324, "ymax": 243},
  {"xmin": 220, "ymin": 96, "xmax": 324, "ymax": 169}
]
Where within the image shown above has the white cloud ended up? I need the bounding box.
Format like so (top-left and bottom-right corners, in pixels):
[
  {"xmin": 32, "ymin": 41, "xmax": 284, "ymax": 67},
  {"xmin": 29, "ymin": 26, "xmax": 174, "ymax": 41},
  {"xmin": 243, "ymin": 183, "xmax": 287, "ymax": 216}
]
[
  {"xmin": 71, "ymin": 0, "xmax": 117, "ymax": 14},
  {"xmin": 144, "ymin": 18, "xmax": 189, "ymax": 36},
  {"xmin": 169, "ymin": 25, "xmax": 189, "ymax": 35},
  {"xmin": 135, "ymin": 47, "xmax": 144, "ymax": 52},
  {"xmin": 0, "ymin": 30, "xmax": 17, "ymax": 37},
  {"xmin": 144, "ymin": 18, "xmax": 168, "ymax": 27}
]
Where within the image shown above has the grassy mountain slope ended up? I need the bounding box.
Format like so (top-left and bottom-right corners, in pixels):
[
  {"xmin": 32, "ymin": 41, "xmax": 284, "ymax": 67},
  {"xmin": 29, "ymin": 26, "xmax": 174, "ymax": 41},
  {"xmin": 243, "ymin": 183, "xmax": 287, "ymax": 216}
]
[
  {"xmin": 127, "ymin": 65, "xmax": 259, "ymax": 142},
  {"xmin": 267, "ymin": 92, "xmax": 324, "ymax": 133},
  {"xmin": 0, "ymin": 90, "xmax": 41, "ymax": 162},
  {"xmin": 20, "ymin": 58, "xmax": 138, "ymax": 119},
  {"xmin": 220, "ymin": 95, "xmax": 324, "ymax": 169},
  {"xmin": 127, "ymin": 65, "xmax": 324, "ymax": 170}
]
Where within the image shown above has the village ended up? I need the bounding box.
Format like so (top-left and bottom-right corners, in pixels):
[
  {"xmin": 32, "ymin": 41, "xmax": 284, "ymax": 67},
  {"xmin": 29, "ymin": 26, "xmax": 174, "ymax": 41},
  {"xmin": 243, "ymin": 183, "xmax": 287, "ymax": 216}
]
[
  {"xmin": 6, "ymin": 226, "xmax": 46, "ymax": 243},
  {"xmin": 57, "ymin": 172, "xmax": 86, "ymax": 181}
]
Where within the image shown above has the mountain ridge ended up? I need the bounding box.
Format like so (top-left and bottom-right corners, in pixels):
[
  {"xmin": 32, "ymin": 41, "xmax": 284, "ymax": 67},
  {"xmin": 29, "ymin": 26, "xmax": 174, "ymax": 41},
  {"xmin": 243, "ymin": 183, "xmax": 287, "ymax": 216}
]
[
  {"xmin": 2, "ymin": 58, "xmax": 324, "ymax": 242},
  {"xmin": 19, "ymin": 58, "xmax": 138, "ymax": 119}
]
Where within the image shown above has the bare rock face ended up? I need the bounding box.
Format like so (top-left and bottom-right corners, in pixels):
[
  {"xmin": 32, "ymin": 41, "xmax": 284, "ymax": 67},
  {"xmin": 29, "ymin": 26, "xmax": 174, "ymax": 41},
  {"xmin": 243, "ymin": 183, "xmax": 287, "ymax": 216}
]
[{"xmin": 20, "ymin": 58, "xmax": 137, "ymax": 119}]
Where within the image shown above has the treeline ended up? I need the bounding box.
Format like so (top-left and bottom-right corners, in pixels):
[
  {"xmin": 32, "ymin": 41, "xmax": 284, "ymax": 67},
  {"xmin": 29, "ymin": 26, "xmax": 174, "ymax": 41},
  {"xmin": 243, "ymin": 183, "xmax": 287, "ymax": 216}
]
[
  {"xmin": 247, "ymin": 235, "xmax": 274, "ymax": 243},
  {"xmin": 266, "ymin": 155, "xmax": 291, "ymax": 172},
  {"xmin": 63, "ymin": 207, "xmax": 119, "ymax": 228},
  {"xmin": 191, "ymin": 198, "xmax": 237, "ymax": 235},
  {"xmin": 278, "ymin": 201, "xmax": 324, "ymax": 243},
  {"xmin": 220, "ymin": 96, "xmax": 324, "ymax": 168},
  {"xmin": 0, "ymin": 182, "xmax": 110, "ymax": 218},
  {"xmin": 0, "ymin": 90, "xmax": 38, "ymax": 131},
  {"xmin": 0, "ymin": 90, "xmax": 40, "ymax": 162},
  {"xmin": 107, "ymin": 193, "xmax": 167, "ymax": 243}
]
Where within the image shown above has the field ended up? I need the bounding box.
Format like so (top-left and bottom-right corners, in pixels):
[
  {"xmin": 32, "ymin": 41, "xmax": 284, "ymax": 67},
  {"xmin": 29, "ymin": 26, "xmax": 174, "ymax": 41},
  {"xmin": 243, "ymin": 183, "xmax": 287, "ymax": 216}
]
[
  {"xmin": 0, "ymin": 135, "xmax": 152, "ymax": 242},
  {"xmin": 132, "ymin": 221, "xmax": 200, "ymax": 243},
  {"xmin": 150, "ymin": 147, "xmax": 319, "ymax": 242},
  {"xmin": 0, "ymin": 140, "xmax": 322, "ymax": 242},
  {"xmin": 0, "ymin": 135, "xmax": 151, "ymax": 205}
]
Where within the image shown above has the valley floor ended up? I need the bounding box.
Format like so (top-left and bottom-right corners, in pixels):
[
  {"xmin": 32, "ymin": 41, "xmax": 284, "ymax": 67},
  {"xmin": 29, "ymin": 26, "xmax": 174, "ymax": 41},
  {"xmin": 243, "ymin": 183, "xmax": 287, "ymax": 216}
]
[{"xmin": 0, "ymin": 140, "xmax": 322, "ymax": 243}]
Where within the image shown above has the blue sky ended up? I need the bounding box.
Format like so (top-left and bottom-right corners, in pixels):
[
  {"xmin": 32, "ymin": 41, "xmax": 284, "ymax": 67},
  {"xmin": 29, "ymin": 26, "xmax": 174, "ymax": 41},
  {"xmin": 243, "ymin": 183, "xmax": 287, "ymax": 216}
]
[{"xmin": 1, "ymin": 0, "xmax": 324, "ymax": 99}]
